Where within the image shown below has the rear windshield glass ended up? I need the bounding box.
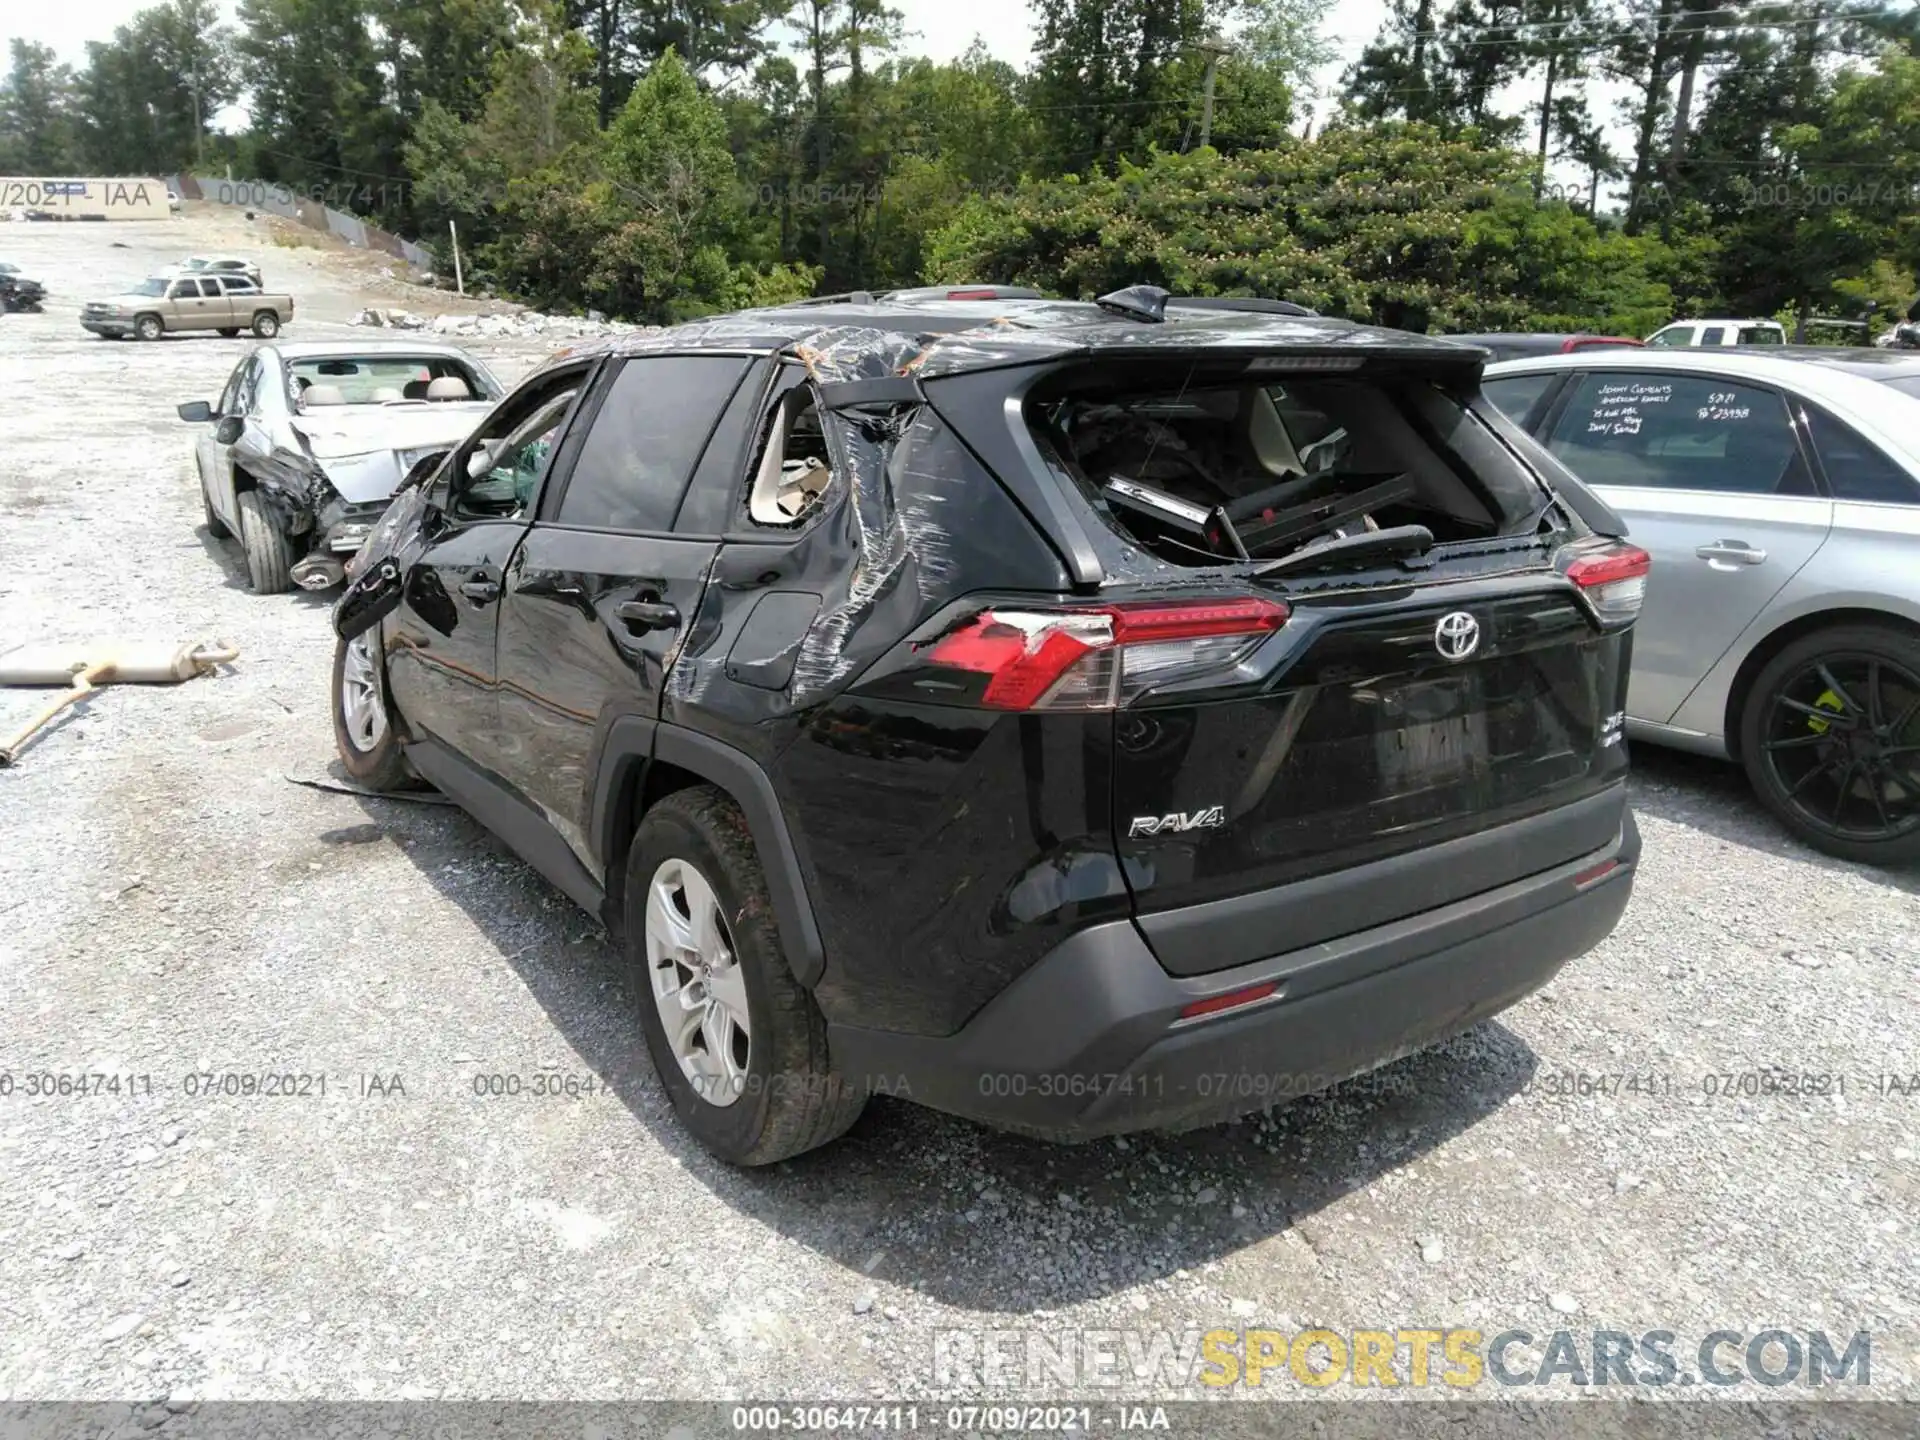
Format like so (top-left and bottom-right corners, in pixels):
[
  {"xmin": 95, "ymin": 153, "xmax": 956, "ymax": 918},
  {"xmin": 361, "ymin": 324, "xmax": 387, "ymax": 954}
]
[{"xmin": 1027, "ymin": 367, "xmax": 1545, "ymax": 568}]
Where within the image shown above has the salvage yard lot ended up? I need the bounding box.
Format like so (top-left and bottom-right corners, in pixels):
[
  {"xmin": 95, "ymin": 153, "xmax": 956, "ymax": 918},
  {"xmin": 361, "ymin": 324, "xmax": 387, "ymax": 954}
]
[{"xmin": 1, "ymin": 214, "xmax": 1917, "ymax": 1403}]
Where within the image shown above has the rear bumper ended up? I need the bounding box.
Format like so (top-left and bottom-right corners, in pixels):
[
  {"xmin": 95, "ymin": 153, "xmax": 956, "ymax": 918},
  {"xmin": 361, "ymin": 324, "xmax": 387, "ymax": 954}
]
[{"xmin": 829, "ymin": 808, "xmax": 1638, "ymax": 1139}]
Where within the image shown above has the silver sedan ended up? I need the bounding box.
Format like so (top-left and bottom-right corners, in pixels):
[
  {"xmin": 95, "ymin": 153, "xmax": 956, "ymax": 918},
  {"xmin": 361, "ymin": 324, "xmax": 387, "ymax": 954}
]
[
  {"xmin": 178, "ymin": 340, "xmax": 502, "ymax": 594},
  {"xmin": 1483, "ymin": 347, "xmax": 1920, "ymax": 864}
]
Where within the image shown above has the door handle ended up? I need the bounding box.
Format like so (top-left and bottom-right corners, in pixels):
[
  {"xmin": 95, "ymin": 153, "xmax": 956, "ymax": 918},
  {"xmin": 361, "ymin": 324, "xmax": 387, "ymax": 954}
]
[
  {"xmin": 459, "ymin": 576, "xmax": 501, "ymax": 603},
  {"xmin": 616, "ymin": 599, "xmax": 680, "ymax": 632},
  {"xmin": 1695, "ymin": 541, "xmax": 1767, "ymax": 567}
]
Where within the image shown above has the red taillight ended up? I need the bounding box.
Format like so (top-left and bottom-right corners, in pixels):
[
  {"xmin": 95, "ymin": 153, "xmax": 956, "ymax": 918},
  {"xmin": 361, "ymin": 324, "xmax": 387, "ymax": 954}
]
[
  {"xmin": 1565, "ymin": 542, "xmax": 1650, "ymax": 624},
  {"xmin": 1179, "ymin": 981, "xmax": 1279, "ymax": 1021},
  {"xmin": 926, "ymin": 597, "xmax": 1289, "ymax": 711},
  {"xmin": 945, "ymin": 288, "xmax": 999, "ymax": 300},
  {"xmin": 1573, "ymin": 858, "xmax": 1622, "ymax": 887}
]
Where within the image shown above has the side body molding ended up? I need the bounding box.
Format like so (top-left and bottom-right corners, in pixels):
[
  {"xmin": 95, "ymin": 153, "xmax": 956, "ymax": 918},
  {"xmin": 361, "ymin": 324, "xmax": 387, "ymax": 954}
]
[{"xmin": 590, "ymin": 718, "xmax": 828, "ymax": 989}]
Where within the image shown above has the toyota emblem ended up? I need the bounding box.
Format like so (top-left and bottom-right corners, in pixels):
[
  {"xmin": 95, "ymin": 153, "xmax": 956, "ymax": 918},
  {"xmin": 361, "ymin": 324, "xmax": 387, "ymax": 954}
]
[{"xmin": 1434, "ymin": 611, "xmax": 1481, "ymax": 661}]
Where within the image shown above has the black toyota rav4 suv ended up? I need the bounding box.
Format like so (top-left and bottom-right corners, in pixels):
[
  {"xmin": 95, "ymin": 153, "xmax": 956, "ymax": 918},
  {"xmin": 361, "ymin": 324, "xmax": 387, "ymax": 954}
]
[{"xmin": 330, "ymin": 286, "xmax": 1645, "ymax": 1165}]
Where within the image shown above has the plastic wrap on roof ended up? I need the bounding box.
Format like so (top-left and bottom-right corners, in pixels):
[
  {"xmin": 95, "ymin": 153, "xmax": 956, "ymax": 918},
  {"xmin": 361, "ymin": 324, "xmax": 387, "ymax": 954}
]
[
  {"xmin": 789, "ymin": 325, "xmax": 929, "ymax": 384},
  {"xmin": 536, "ymin": 303, "xmax": 1486, "ymax": 386}
]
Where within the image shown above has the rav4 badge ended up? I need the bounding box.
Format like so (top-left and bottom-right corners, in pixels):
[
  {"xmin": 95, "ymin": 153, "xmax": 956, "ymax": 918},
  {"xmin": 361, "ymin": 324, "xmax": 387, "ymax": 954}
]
[{"xmin": 1129, "ymin": 805, "xmax": 1227, "ymax": 838}]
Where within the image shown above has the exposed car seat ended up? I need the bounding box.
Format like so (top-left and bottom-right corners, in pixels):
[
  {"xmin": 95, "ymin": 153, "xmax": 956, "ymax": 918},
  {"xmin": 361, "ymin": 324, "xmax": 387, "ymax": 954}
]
[
  {"xmin": 303, "ymin": 385, "xmax": 347, "ymax": 407},
  {"xmin": 1243, "ymin": 389, "xmax": 1306, "ymax": 476},
  {"xmin": 370, "ymin": 387, "xmax": 404, "ymax": 403},
  {"xmin": 426, "ymin": 376, "xmax": 471, "ymax": 400},
  {"xmin": 403, "ymin": 379, "xmax": 430, "ymax": 400}
]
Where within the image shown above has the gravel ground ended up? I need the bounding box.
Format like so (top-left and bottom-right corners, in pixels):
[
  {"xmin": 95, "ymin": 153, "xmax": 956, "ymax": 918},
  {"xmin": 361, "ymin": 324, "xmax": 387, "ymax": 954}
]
[{"xmin": 0, "ymin": 211, "xmax": 1916, "ymax": 1415}]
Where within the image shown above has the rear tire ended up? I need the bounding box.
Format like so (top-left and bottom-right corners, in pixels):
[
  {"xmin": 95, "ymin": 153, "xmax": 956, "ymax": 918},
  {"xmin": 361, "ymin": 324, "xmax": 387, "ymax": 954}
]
[
  {"xmin": 1739, "ymin": 622, "xmax": 1920, "ymax": 865},
  {"xmin": 251, "ymin": 310, "xmax": 279, "ymax": 339},
  {"xmin": 134, "ymin": 313, "xmax": 163, "ymax": 341},
  {"xmin": 235, "ymin": 489, "xmax": 292, "ymax": 594},
  {"xmin": 200, "ymin": 478, "xmax": 230, "ymax": 538},
  {"xmin": 626, "ymin": 787, "xmax": 865, "ymax": 1165},
  {"xmin": 331, "ymin": 632, "xmax": 415, "ymax": 791}
]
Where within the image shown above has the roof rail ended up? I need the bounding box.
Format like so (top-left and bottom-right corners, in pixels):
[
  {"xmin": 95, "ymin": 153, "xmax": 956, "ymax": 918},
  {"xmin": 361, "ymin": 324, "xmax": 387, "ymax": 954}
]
[
  {"xmin": 776, "ymin": 291, "xmax": 879, "ymax": 308},
  {"xmin": 881, "ymin": 284, "xmax": 1047, "ymax": 302},
  {"xmin": 1169, "ymin": 296, "xmax": 1319, "ymax": 318},
  {"xmin": 775, "ymin": 284, "xmax": 1047, "ymax": 308}
]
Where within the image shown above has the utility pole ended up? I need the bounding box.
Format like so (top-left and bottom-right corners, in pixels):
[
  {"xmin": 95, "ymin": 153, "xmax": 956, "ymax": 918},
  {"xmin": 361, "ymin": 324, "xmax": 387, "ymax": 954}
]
[
  {"xmin": 191, "ymin": 65, "xmax": 205, "ymax": 171},
  {"xmin": 1197, "ymin": 34, "xmax": 1231, "ymax": 151}
]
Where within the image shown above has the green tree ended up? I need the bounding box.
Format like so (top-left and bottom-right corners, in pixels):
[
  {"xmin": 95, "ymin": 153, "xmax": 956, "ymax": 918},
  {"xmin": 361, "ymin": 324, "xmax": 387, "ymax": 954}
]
[
  {"xmin": 0, "ymin": 40, "xmax": 82, "ymax": 174},
  {"xmin": 1771, "ymin": 45, "xmax": 1920, "ymax": 329},
  {"xmin": 235, "ymin": 0, "xmax": 405, "ymax": 211},
  {"xmin": 405, "ymin": 3, "xmax": 599, "ymax": 251},
  {"xmin": 593, "ymin": 49, "xmax": 796, "ymax": 316},
  {"xmin": 1433, "ymin": 0, "xmax": 1530, "ymax": 140},
  {"xmin": 378, "ymin": 0, "xmax": 518, "ymax": 125},
  {"xmin": 1028, "ymin": 0, "xmax": 1217, "ymax": 173},
  {"xmin": 70, "ymin": 2, "xmax": 236, "ymax": 175},
  {"xmin": 724, "ymin": 56, "xmax": 810, "ymax": 259},
  {"xmin": 1523, "ymin": 0, "xmax": 1605, "ymax": 194},
  {"xmin": 1343, "ymin": 0, "xmax": 1447, "ymax": 124}
]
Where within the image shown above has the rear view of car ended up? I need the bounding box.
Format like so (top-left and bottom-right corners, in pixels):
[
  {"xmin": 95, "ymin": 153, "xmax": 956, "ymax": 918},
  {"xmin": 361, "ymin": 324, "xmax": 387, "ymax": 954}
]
[
  {"xmin": 825, "ymin": 327, "xmax": 1647, "ymax": 1139},
  {"xmin": 329, "ymin": 291, "xmax": 1644, "ymax": 1163}
]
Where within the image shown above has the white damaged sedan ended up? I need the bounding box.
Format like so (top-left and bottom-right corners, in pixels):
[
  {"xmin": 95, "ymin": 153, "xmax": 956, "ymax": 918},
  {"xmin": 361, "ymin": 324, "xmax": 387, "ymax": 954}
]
[{"xmin": 177, "ymin": 340, "xmax": 503, "ymax": 593}]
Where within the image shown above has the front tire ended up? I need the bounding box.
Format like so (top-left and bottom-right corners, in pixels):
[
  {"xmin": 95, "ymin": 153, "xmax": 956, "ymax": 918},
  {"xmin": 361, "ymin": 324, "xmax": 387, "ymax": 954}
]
[
  {"xmin": 1740, "ymin": 623, "xmax": 1920, "ymax": 865},
  {"xmin": 251, "ymin": 310, "xmax": 280, "ymax": 339},
  {"xmin": 626, "ymin": 788, "xmax": 865, "ymax": 1165},
  {"xmin": 235, "ymin": 489, "xmax": 292, "ymax": 594},
  {"xmin": 134, "ymin": 313, "xmax": 163, "ymax": 341},
  {"xmin": 331, "ymin": 632, "xmax": 414, "ymax": 791}
]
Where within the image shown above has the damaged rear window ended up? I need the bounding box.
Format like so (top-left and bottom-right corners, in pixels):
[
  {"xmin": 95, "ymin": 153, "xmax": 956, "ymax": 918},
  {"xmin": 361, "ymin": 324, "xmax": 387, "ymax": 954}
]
[{"xmin": 1027, "ymin": 363, "xmax": 1548, "ymax": 568}]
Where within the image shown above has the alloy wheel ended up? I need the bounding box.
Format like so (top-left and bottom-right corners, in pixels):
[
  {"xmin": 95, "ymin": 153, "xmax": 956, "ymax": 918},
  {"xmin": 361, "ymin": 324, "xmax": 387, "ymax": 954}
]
[
  {"xmin": 338, "ymin": 633, "xmax": 389, "ymax": 752},
  {"xmin": 644, "ymin": 858, "xmax": 751, "ymax": 1107},
  {"xmin": 1758, "ymin": 652, "xmax": 1920, "ymax": 845}
]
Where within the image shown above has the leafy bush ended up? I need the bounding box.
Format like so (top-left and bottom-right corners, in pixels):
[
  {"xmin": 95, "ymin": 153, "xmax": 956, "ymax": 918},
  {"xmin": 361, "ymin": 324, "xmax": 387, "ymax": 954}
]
[{"xmin": 928, "ymin": 124, "xmax": 1680, "ymax": 335}]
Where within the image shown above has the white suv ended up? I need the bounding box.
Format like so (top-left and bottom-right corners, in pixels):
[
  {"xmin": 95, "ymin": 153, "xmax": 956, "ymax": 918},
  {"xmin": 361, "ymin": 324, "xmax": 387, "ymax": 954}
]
[{"xmin": 1645, "ymin": 318, "xmax": 1787, "ymax": 347}]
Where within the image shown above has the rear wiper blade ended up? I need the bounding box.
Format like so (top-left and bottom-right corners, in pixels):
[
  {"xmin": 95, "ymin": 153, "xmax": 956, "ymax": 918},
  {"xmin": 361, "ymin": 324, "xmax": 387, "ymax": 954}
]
[{"xmin": 1252, "ymin": 524, "xmax": 1435, "ymax": 578}]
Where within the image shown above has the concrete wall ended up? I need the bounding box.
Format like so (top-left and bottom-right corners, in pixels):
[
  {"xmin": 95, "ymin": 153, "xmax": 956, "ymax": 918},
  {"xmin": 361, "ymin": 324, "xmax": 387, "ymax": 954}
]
[
  {"xmin": 169, "ymin": 174, "xmax": 435, "ymax": 273},
  {"xmin": 1, "ymin": 177, "xmax": 170, "ymax": 220}
]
